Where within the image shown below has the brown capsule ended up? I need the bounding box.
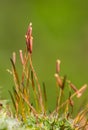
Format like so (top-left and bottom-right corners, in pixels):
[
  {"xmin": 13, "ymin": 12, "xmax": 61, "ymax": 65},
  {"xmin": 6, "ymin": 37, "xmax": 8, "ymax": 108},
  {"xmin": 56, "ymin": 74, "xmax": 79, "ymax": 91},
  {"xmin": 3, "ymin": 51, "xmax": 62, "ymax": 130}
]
[
  {"xmin": 12, "ymin": 52, "xmax": 16, "ymax": 64},
  {"xmin": 19, "ymin": 50, "xmax": 24, "ymax": 65},
  {"xmin": 76, "ymin": 84, "xmax": 87, "ymax": 98},
  {"xmin": 25, "ymin": 22, "xmax": 33, "ymax": 53},
  {"xmin": 70, "ymin": 83, "xmax": 78, "ymax": 92},
  {"xmin": 69, "ymin": 98, "xmax": 74, "ymax": 106},
  {"xmin": 54, "ymin": 73, "xmax": 63, "ymax": 88}
]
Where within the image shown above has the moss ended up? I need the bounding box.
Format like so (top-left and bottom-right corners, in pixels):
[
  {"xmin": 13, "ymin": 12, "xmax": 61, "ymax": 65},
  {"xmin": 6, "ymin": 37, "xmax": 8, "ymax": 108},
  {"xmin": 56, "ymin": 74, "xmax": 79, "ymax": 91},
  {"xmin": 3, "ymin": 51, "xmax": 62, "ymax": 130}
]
[{"xmin": 0, "ymin": 23, "xmax": 88, "ymax": 130}]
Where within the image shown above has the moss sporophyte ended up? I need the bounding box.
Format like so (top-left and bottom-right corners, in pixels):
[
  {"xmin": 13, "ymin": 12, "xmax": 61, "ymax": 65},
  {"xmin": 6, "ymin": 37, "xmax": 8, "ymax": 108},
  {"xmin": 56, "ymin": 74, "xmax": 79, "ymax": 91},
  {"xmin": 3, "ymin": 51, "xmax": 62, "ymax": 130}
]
[{"xmin": 0, "ymin": 23, "xmax": 88, "ymax": 130}]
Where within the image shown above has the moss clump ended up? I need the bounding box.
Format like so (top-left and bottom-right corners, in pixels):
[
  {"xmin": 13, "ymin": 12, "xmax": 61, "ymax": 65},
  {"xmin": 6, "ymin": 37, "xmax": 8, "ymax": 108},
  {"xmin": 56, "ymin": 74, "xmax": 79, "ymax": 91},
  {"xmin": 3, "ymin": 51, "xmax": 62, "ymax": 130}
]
[{"xmin": 0, "ymin": 23, "xmax": 88, "ymax": 130}]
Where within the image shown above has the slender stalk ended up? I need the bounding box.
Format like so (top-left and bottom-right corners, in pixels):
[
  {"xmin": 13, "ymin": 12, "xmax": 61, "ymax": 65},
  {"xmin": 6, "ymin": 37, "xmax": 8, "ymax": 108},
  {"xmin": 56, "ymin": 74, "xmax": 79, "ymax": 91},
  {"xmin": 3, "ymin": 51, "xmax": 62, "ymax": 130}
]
[
  {"xmin": 51, "ymin": 85, "xmax": 87, "ymax": 116},
  {"xmin": 20, "ymin": 91, "xmax": 38, "ymax": 117},
  {"xmin": 29, "ymin": 54, "xmax": 44, "ymax": 113}
]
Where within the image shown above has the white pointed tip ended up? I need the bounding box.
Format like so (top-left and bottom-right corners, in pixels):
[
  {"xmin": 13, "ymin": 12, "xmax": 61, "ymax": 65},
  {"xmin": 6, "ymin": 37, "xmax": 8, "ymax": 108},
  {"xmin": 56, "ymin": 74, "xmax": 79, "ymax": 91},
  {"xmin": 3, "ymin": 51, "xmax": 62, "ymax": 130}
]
[{"xmin": 29, "ymin": 22, "xmax": 32, "ymax": 26}]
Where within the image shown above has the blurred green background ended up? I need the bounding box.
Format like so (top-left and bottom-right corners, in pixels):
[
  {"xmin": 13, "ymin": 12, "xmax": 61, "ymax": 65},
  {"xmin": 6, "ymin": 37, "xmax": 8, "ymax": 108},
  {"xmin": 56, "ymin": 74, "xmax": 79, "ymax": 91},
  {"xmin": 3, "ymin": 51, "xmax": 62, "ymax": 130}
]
[{"xmin": 0, "ymin": 0, "xmax": 88, "ymax": 113}]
